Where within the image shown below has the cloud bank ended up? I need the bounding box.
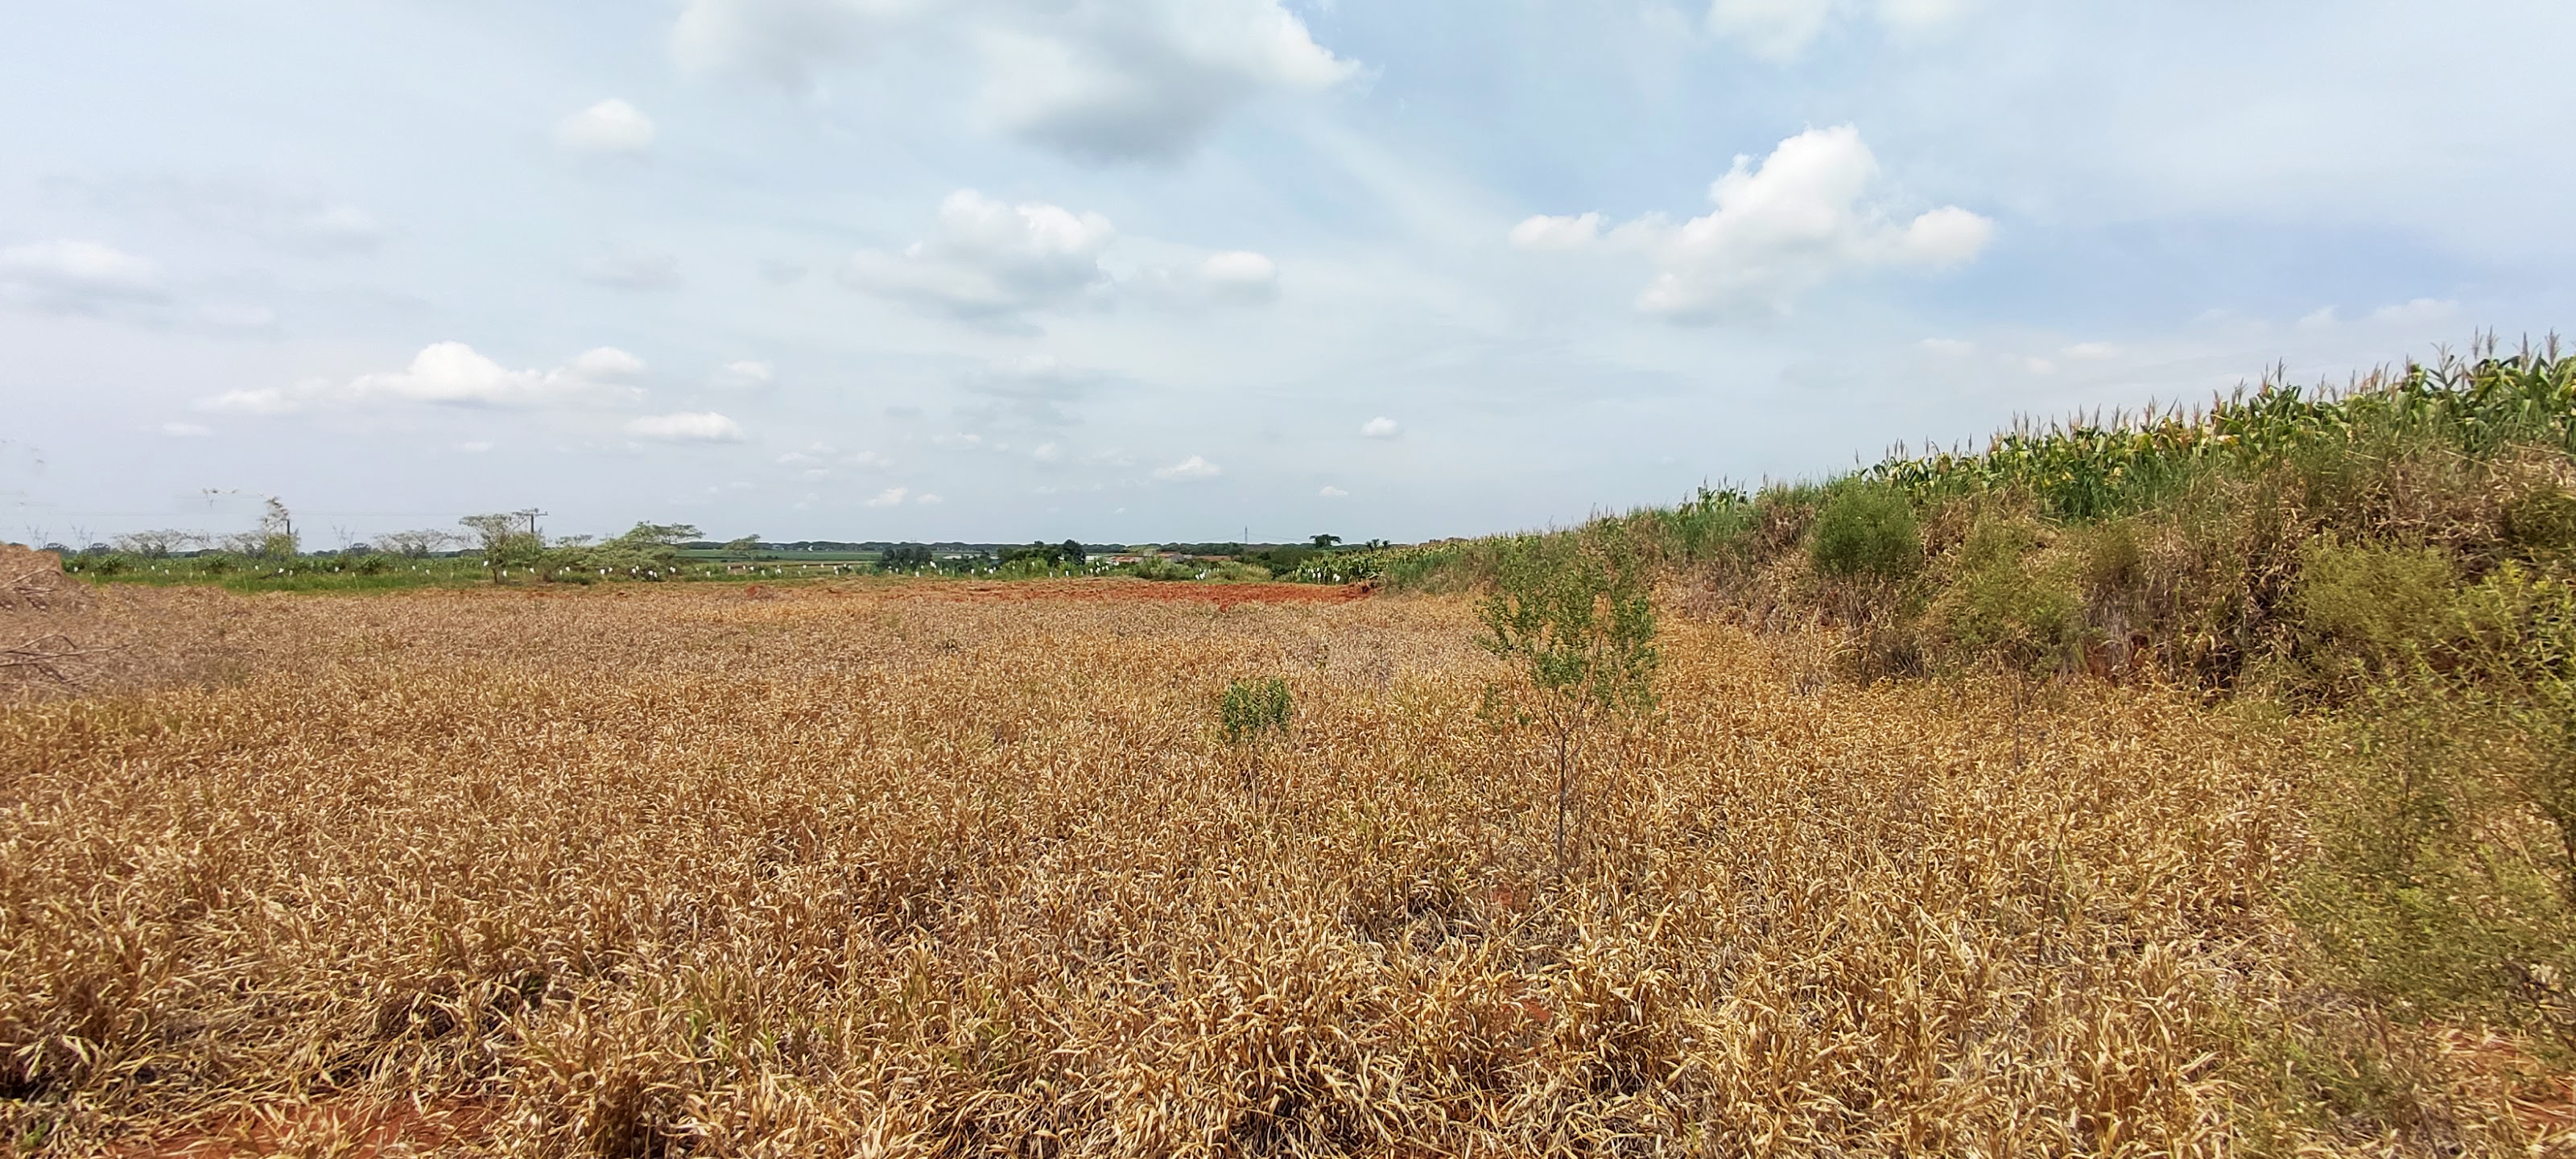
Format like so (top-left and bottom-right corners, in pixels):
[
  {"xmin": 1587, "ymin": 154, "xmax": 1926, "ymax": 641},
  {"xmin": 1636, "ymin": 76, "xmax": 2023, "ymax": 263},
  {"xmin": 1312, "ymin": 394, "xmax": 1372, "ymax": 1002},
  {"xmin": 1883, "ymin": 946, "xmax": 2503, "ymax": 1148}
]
[
  {"xmin": 670, "ymin": 0, "xmax": 1356, "ymax": 162},
  {"xmin": 1512, "ymin": 126, "xmax": 1994, "ymax": 321}
]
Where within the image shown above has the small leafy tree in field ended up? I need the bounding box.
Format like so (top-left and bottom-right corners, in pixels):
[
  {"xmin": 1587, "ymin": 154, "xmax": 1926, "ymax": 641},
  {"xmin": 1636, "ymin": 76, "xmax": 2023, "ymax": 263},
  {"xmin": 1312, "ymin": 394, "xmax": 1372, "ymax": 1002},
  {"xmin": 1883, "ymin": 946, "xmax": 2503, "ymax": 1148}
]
[
  {"xmin": 1220, "ymin": 677, "xmax": 1293, "ymax": 805},
  {"xmin": 460, "ymin": 512, "xmax": 544, "ymax": 583},
  {"xmin": 539, "ymin": 522, "xmax": 700, "ymax": 581},
  {"xmin": 1475, "ymin": 533, "xmax": 1659, "ymax": 871},
  {"xmin": 377, "ymin": 529, "xmax": 463, "ymax": 559}
]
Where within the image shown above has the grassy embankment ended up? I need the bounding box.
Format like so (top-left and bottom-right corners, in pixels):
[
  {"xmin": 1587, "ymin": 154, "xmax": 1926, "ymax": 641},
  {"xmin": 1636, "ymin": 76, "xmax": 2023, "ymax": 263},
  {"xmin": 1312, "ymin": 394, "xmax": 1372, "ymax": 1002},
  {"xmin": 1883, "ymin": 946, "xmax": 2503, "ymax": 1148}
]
[{"xmin": 1341, "ymin": 337, "xmax": 2576, "ymax": 1137}]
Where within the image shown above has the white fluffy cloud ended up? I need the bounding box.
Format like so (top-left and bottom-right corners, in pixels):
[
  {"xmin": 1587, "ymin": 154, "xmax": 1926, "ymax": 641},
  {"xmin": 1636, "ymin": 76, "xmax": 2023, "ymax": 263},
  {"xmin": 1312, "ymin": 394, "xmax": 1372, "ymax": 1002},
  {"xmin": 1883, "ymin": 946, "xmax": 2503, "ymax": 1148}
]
[
  {"xmin": 1319, "ymin": 485, "xmax": 1348, "ymax": 497},
  {"xmin": 1133, "ymin": 250, "xmax": 1282, "ymax": 307},
  {"xmin": 1513, "ymin": 126, "xmax": 1994, "ymax": 321},
  {"xmin": 1506, "ymin": 212, "xmax": 1604, "ymax": 252},
  {"xmin": 557, "ymin": 99, "xmax": 658, "ymax": 153},
  {"xmin": 1360, "ymin": 416, "xmax": 1400, "ymax": 438},
  {"xmin": 1707, "ymin": 0, "xmax": 1974, "ymax": 60},
  {"xmin": 865, "ymin": 485, "xmax": 909, "ymax": 507},
  {"xmin": 200, "ymin": 342, "xmax": 647, "ymax": 413},
  {"xmin": 625, "ymin": 411, "xmax": 744, "ymax": 442},
  {"xmin": 671, "ymin": 0, "xmax": 1356, "ymax": 162},
  {"xmin": 845, "ymin": 189, "xmax": 1114, "ymax": 323},
  {"xmin": 712, "ymin": 360, "xmax": 774, "ymax": 390},
  {"xmin": 0, "ymin": 240, "xmax": 163, "ymax": 311},
  {"xmin": 574, "ymin": 347, "xmax": 649, "ymax": 381},
  {"xmin": 1152, "ymin": 454, "xmax": 1221, "ymax": 481}
]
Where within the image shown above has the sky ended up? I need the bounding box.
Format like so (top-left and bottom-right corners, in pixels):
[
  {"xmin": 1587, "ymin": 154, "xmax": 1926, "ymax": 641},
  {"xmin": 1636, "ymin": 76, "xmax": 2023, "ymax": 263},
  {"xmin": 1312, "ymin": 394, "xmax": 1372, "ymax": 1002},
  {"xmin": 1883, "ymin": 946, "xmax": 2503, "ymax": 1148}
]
[{"xmin": 4, "ymin": 0, "xmax": 2573, "ymax": 547}]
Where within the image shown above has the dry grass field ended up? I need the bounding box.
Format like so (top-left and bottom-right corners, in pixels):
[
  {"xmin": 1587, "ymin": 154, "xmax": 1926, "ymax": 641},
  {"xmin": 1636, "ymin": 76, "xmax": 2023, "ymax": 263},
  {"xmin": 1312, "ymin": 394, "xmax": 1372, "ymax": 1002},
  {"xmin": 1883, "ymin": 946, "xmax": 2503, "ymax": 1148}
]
[{"xmin": 0, "ymin": 580, "xmax": 2563, "ymax": 1155}]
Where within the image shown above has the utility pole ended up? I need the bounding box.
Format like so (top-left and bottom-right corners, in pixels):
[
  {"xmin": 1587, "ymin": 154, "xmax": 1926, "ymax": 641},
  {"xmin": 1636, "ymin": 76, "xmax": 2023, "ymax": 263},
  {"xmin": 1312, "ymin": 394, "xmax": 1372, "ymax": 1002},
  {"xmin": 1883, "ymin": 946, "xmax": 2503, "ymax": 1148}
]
[{"xmin": 519, "ymin": 509, "xmax": 548, "ymax": 541}]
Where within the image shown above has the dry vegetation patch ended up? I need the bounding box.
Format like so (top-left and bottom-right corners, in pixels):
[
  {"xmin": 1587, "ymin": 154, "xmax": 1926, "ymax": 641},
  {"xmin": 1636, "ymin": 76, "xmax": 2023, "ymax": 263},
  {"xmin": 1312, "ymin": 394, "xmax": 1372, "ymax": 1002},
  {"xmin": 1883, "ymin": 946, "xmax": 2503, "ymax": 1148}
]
[{"xmin": 0, "ymin": 584, "xmax": 2540, "ymax": 1154}]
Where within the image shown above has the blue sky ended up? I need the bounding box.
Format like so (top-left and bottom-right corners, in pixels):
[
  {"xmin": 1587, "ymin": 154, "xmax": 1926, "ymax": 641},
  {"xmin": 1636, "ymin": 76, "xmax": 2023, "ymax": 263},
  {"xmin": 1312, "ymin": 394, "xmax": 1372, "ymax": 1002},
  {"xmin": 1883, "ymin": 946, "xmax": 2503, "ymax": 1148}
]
[{"xmin": 4, "ymin": 0, "xmax": 2571, "ymax": 547}]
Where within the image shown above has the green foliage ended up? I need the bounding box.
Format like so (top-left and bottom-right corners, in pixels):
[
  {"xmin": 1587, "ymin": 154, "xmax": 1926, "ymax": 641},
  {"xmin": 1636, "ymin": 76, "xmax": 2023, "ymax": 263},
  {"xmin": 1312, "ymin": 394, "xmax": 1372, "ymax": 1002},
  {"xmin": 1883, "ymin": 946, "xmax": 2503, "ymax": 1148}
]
[
  {"xmin": 1219, "ymin": 676, "xmax": 1293, "ymax": 803},
  {"xmin": 1117, "ymin": 556, "xmax": 1193, "ymax": 581},
  {"xmin": 1474, "ymin": 534, "xmax": 1660, "ymax": 720},
  {"xmin": 458, "ymin": 513, "xmax": 543, "ymax": 583},
  {"xmin": 350, "ymin": 553, "xmax": 393, "ymax": 576},
  {"xmin": 1876, "ymin": 340, "xmax": 2576, "ymax": 522},
  {"xmin": 2501, "ymin": 487, "xmax": 2576, "ymax": 559},
  {"xmin": 998, "ymin": 540, "xmax": 1090, "ymax": 571},
  {"xmin": 1809, "ymin": 487, "xmax": 1922, "ymax": 582},
  {"xmin": 624, "ymin": 523, "xmax": 703, "ymax": 547},
  {"xmin": 2291, "ymin": 539, "xmax": 2462, "ymax": 691},
  {"xmin": 1475, "ymin": 531, "xmax": 1660, "ymax": 869},
  {"xmin": 253, "ymin": 497, "xmax": 299, "ymax": 559},
  {"xmin": 1219, "ymin": 677, "xmax": 1293, "ymax": 746},
  {"xmin": 1930, "ymin": 517, "xmax": 2083, "ymax": 678}
]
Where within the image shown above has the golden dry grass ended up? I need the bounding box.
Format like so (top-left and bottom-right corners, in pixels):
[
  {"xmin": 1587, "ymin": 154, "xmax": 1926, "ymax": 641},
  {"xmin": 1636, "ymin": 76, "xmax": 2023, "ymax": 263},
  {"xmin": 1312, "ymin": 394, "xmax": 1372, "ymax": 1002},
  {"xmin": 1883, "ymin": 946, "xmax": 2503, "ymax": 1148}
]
[{"xmin": 0, "ymin": 581, "xmax": 2554, "ymax": 1155}]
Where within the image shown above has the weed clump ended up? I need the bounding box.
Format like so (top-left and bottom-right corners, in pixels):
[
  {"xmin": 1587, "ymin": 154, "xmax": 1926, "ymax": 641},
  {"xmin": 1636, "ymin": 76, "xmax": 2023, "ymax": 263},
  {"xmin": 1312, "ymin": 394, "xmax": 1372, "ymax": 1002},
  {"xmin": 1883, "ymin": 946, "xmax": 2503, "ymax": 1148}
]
[{"xmin": 1810, "ymin": 487, "xmax": 1922, "ymax": 582}]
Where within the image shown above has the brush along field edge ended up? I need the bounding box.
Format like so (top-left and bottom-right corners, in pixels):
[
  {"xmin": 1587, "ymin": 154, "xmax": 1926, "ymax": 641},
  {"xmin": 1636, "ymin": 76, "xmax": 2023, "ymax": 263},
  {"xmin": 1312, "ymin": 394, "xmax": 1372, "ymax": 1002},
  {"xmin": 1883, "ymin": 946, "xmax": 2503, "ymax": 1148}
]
[{"xmin": 0, "ymin": 584, "xmax": 2449, "ymax": 1155}]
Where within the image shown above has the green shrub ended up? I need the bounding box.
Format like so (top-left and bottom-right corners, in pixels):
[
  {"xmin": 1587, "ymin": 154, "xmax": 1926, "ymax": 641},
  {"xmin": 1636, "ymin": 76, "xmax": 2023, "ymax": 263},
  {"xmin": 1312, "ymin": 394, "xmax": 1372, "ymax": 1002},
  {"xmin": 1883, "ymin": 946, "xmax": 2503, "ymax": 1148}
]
[
  {"xmin": 1121, "ymin": 557, "xmax": 1192, "ymax": 582},
  {"xmin": 1810, "ymin": 488, "xmax": 1922, "ymax": 581},
  {"xmin": 1220, "ymin": 677, "xmax": 1293, "ymax": 802},
  {"xmin": 1220, "ymin": 678, "xmax": 1293, "ymax": 745},
  {"xmin": 2292, "ymin": 539, "xmax": 2462, "ymax": 691},
  {"xmin": 351, "ymin": 553, "xmax": 393, "ymax": 576},
  {"xmin": 2501, "ymin": 487, "xmax": 2576, "ymax": 559},
  {"xmin": 1931, "ymin": 518, "xmax": 2083, "ymax": 678}
]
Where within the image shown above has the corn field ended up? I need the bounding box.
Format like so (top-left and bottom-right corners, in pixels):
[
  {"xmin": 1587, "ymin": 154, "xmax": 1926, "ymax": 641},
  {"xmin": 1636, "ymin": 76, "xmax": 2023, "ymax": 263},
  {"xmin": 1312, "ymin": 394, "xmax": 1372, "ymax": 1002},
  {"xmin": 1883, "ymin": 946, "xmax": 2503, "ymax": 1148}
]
[
  {"xmin": 1871, "ymin": 339, "xmax": 2576, "ymax": 522},
  {"xmin": 6, "ymin": 582, "xmax": 2562, "ymax": 1155}
]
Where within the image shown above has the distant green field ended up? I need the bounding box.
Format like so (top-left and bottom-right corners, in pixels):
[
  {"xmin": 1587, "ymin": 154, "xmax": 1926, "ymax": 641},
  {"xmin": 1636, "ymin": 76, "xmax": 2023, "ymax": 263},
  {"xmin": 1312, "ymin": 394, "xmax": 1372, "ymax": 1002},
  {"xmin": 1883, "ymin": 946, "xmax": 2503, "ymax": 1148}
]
[
  {"xmin": 675, "ymin": 549, "xmax": 881, "ymax": 563},
  {"xmin": 58, "ymin": 555, "xmax": 893, "ymax": 594},
  {"xmin": 62, "ymin": 555, "xmax": 493, "ymax": 594}
]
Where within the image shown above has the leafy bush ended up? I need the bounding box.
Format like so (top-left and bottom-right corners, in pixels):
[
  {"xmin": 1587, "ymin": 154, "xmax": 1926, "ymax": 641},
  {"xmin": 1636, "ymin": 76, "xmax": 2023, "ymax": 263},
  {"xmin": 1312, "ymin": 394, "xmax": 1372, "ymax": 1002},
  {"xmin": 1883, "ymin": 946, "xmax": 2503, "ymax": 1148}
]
[
  {"xmin": 1220, "ymin": 678, "xmax": 1292, "ymax": 745},
  {"xmin": 1119, "ymin": 557, "xmax": 1193, "ymax": 581},
  {"xmin": 1219, "ymin": 677, "xmax": 1293, "ymax": 802},
  {"xmin": 1929, "ymin": 517, "xmax": 2083, "ymax": 679},
  {"xmin": 2501, "ymin": 487, "xmax": 2576, "ymax": 559},
  {"xmin": 351, "ymin": 554, "xmax": 394, "ymax": 576},
  {"xmin": 1809, "ymin": 488, "xmax": 1922, "ymax": 582},
  {"xmin": 2291, "ymin": 539, "xmax": 2461, "ymax": 691}
]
